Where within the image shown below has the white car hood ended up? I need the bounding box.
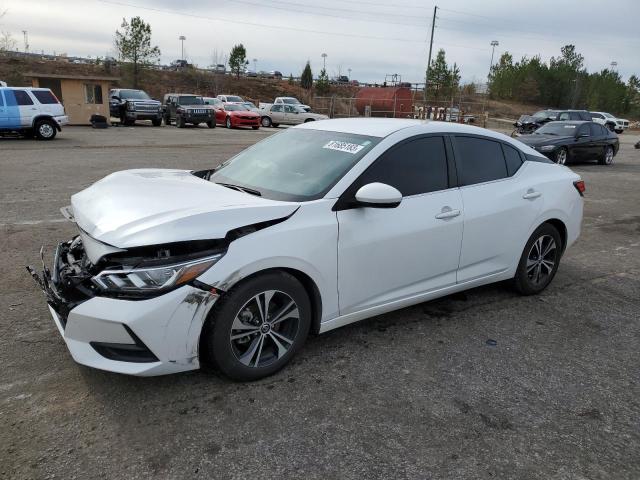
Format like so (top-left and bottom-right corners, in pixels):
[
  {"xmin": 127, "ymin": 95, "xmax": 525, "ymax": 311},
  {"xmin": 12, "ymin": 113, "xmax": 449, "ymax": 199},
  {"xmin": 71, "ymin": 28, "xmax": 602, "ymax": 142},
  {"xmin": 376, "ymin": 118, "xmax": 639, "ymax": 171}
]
[{"xmin": 71, "ymin": 169, "xmax": 299, "ymax": 249}]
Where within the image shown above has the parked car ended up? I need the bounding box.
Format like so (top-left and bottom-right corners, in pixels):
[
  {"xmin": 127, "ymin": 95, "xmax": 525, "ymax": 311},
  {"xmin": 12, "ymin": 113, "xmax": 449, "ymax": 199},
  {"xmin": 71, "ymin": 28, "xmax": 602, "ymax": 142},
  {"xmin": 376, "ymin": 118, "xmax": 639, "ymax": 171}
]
[
  {"xmin": 260, "ymin": 104, "xmax": 328, "ymax": 127},
  {"xmin": 109, "ymin": 89, "xmax": 162, "ymax": 126},
  {"xmin": 217, "ymin": 94, "xmax": 244, "ymax": 103},
  {"xmin": 170, "ymin": 59, "xmax": 191, "ymax": 70},
  {"xmin": 258, "ymin": 97, "xmax": 311, "ymax": 112},
  {"xmin": 0, "ymin": 86, "xmax": 68, "ymax": 140},
  {"xmin": 215, "ymin": 103, "xmax": 260, "ymax": 129},
  {"xmin": 269, "ymin": 70, "xmax": 283, "ymax": 80},
  {"xmin": 516, "ymin": 121, "xmax": 618, "ymax": 165},
  {"xmin": 202, "ymin": 97, "xmax": 223, "ymax": 108},
  {"xmin": 242, "ymin": 101, "xmax": 260, "ymax": 113},
  {"xmin": 29, "ymin": 119, "xmax": 584, "ymax": 379},
  {"xmin": 162, "ymin": 94, "xmax": 215, "ymax": 128},
  {"xmin": 590, "ymin": 111, "xmax": 629, "ymax": 134},
  {"xmin": 512, "ymin": 110, "xmax": 559, "ymax": 136},
  {"xmin": 213, "ymin": 64, "xmax": 226, "ymax": 74},
  {"xmin": 555, "ymin": 110, "xmax": 592, "ymax": 121},
  {"xmin": 246, "ymin": 71, "xmax": 258, "ymax": 78}
]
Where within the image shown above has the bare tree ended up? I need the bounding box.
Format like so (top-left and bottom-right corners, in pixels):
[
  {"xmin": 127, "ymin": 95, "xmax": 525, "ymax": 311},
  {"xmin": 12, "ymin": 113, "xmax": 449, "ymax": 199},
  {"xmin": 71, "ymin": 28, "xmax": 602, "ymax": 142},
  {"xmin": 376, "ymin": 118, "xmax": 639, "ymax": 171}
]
[{"xmin": 0, "ymin": 30, "xmax": 16, "ymax": 52}]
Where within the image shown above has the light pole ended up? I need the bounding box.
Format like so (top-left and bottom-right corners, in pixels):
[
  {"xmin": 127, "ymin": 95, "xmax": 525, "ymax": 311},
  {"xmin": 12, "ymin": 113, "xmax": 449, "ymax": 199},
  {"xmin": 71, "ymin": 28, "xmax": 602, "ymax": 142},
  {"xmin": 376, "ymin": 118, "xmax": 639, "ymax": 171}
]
[
  {"xmin": 321, "ymin": 53, "xmax": 327, "ymax": 71},
  {"xmin": 253, "ymin": 58, "xmax": 257, "ymax": 72},
  {"xmin": 179, "ymin": 35, "xmax": 186, "ymax": 61},
  {"xmin": 610, "ymin": 61, "xmax": 618, "ymax": 70},
  {"xmin": 489, "ymin": 40, "xmax": 499, "ymax": 79},
  {"xmin": 348, "ymin": 68, "xmax": 352, "ymax": 80}
]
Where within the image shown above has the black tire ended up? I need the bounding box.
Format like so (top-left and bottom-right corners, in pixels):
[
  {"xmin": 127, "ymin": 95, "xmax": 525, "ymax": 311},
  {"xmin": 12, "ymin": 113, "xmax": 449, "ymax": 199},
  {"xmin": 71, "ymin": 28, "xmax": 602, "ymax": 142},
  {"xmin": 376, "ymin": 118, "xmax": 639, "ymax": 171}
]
[
  {"xmin": 554, "ymin": 147, "xmax": 568, "ymax": 165},
  {"xmin": 152, "ymin": 118, "xmax": 162, "ymax": 127},
  {"xmin": 599, "ymin": 145, "xmax": 614, "ymax": 165},
  {"xmin": 225, "ymin": 116, "xmax": 232, "ymax": 129},
  {"xmin": 261, "ymin": 116, "xmax": 272, "ymax": 127},
  {"xmin": 252, "ymin": 125, "xmax": 259, "ymax": 130},
  {"xmin": 34, "ymin": 119, "xmax": 57, "ymax": 140},
  {"xmin": 207, "ymin": 120, "xmax": 215, "ymax": 128},
  {"xmin": 615, "ymin": 129, "xmax": 623, "ymax": 134},
  {"xmin": 202, "ymin": 271, "xmax": 311, "ymax": 381},
  {"xmin": 304, "ymin": 118, "xmax": 315, "ymax": 123},
  {"xmin": 606, "ymin": 123, "xmax": 616, "ymax": 132},
  {"xmin": 272, "ymin": 123, "xmax": 280, "ymax": 128},
  {"xmin": 164, "ymin": 114, "xmax": 172, "ymax": 126},
  {"xmin": 512, "ymin": 223, "xmax": 562, "ymax": 295},
  {"xmin": 177, "ymin": 115, "xmax": 186, "ymax": 128}
]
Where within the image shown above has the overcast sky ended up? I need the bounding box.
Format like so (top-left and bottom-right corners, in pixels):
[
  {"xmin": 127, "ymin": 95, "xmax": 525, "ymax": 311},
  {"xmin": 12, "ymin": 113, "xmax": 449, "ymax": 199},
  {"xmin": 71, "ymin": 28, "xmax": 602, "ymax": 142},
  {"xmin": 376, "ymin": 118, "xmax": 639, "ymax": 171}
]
[{"xmin": 2, "ymin": 0, "xmax": 639, "ymax": 84}]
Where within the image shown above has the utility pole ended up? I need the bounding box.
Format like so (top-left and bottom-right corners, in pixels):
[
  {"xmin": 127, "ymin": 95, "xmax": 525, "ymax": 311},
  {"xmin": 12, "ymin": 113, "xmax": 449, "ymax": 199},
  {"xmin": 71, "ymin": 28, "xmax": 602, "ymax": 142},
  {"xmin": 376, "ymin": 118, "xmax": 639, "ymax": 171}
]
[
  {"xmin": 253, "ymin": 58, "xmax": 257, "ymax": 72},
  {"xmin": 22, "ymin": 30, "xmax": 29, "ymax": 53},
  {"xmin": 424, "ymin": 5, "xmax": 437, "ymax": 102},
  {"xmin": 179, "ymin": 35, "xmax": 186, "ymax": 61}
]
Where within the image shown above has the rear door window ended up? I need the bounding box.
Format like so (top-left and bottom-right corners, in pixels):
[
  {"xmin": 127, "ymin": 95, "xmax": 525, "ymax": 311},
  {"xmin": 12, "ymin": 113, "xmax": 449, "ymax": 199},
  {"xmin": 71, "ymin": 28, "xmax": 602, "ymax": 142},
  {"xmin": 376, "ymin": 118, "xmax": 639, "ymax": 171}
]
[
  {"xmin": 454, "ymin": 136, "xmax": 508, "ymax": 186},
  {"xmin": 589, "ymin": 123, "xmax": 604, "ymax": 136},
  {"xmin": 12, "ymin": 90, "xmax": 34, "ymax": 105},
  {"xmin": 502, "ymin": 144, "xmax": 523, "ymax": 176},
  {"xmin": 32, "ymin": 90, "xmax": 59, "ymax": 104}
]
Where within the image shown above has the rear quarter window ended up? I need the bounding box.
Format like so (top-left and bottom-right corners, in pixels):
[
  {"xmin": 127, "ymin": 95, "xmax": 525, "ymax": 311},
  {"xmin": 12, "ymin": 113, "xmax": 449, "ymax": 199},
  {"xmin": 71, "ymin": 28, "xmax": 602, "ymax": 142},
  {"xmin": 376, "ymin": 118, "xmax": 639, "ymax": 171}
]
[
  {"xmin": 12, "ymin": 90, "xmax": 34, "ymax": 106},
  {"xmin": 454, "ymin": 136, "xmax": 508, "ymax": 186},
  {"xmin": 502, "ymin": 144, "xmax": 524, "ymax": 176},
  {"xmin": 32, "ymin": 90, "xmax": 59, "ymax": 104}
]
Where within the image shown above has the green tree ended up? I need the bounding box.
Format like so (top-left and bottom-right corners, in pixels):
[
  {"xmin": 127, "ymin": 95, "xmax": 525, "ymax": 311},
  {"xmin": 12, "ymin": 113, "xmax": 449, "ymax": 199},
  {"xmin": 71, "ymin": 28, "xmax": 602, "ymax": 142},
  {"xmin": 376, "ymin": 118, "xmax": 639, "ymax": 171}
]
[
  {"xmin": 228, "ymin": 44, "xmax": 247, "ymax": 78},
  {"xmin": 114, "ymin": 16, "xmax": 160, "ymax": 88},
  {"xmin": 426, "ymin": 49, "xmax": 460, "ymax": 102},
  {"xmin": 316, "ymin": 67, "xmax": 330, "ymax": 95},
  {"xmin": 301, "ymin": 61, "xmax": 313, "ymax": 90},
  {"xmin": 288, "ymin": 73, "xmax": 294, "ymax": 85}
]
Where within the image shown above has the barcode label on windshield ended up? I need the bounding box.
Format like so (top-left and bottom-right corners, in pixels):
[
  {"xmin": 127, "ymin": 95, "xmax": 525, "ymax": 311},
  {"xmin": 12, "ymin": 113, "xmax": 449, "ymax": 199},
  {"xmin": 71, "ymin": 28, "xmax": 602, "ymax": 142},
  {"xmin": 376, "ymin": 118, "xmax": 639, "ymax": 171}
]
[{"xmin": 323, "ymin": 141, "xmax": 365, "ymax": 154}]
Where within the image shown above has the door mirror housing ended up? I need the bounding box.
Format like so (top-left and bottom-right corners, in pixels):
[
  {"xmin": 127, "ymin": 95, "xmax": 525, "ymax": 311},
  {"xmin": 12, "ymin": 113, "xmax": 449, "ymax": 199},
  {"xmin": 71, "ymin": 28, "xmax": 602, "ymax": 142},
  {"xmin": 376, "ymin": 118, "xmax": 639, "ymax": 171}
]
[{"xmin": 354, "ymin": 183, "xmax": 402, "ymax": 208}]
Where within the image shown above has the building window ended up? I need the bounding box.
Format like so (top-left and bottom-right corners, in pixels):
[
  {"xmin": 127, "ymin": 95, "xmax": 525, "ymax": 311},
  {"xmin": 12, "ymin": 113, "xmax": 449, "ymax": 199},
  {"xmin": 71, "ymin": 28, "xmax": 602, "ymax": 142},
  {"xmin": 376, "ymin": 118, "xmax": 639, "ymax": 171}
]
[{"xmin": 84, "ymin": 84, "xmax": 103, "ymax": 104}]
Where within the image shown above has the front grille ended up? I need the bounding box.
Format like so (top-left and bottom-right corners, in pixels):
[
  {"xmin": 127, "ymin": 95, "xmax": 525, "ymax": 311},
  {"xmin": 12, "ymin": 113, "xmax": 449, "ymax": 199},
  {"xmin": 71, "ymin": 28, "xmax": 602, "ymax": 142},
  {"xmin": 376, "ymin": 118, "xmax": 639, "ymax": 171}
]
[
  {"xmin": 189, "ymin": 109, "xmax": 208, "ymax": 115},
  {"xmin": 240, "ymin": 116, "xmax": 256, "ymax": 120},
  {"xmin": 135, "ymin": 104, "xmax": 159, "ymax": 112}
]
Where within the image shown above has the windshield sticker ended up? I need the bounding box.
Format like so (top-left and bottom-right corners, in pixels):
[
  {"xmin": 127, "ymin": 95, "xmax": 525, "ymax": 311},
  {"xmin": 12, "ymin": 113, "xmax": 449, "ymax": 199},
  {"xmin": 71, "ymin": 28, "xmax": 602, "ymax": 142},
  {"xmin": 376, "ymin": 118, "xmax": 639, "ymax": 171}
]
[
  {"xmin": 563, "ymin": 125, "xmax": 577, "ymax": 128},
  {"xmin": 323, "ymin": 141, "xmax": 365, "ymax": 154}
]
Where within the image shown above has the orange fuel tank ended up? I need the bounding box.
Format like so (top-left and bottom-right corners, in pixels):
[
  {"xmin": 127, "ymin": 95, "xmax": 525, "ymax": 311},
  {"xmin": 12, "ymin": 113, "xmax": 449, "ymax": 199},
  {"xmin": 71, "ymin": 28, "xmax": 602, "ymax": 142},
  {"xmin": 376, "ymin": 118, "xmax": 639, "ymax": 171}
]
[{"xmin": 354, "ymin": 87, "xmax": 413, "ymax": 118}]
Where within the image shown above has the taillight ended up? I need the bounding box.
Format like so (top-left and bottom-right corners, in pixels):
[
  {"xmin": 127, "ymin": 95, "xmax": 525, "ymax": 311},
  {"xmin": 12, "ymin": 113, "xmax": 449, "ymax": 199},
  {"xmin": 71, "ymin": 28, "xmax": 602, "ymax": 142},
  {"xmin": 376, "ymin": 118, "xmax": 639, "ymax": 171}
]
[{"xmin": 573, "ymin": 180, "xmax": 585, "ymax": 196}]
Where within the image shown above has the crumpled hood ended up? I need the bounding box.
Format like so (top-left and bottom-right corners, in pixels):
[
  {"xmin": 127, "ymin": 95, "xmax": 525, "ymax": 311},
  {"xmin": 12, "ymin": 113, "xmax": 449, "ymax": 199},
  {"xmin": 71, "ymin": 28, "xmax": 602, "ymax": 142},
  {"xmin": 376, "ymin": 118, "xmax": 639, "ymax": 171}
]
[{"xmin": 71, "ymin": 169, "xmax": 299, "ymax": 248}]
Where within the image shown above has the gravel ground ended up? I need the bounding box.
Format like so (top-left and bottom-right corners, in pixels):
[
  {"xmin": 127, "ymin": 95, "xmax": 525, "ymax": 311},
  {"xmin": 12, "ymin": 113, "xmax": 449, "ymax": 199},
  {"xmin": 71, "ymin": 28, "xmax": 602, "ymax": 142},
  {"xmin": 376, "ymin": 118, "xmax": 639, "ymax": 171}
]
[{"xmin": 1, "ymin": 123, "xmax": 639, "ymax": 480}]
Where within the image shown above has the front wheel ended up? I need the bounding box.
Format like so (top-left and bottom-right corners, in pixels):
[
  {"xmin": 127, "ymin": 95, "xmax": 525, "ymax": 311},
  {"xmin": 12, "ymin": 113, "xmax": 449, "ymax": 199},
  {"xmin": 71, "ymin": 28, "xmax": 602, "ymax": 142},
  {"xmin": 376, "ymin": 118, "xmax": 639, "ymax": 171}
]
[
  {"xmin": 261, "ymin": 116, "xmax": 272, "ymax": 127},
  {"xmin": 599, "ymin": 145, "xmax": 614, "ymax": 165},
  {"xmin": 152, "ymin": 118, "xmax": 162, "ymax": 127},
  {"xmin": 554, "ymin": 147, "xmax": 568, "ymax": 165},
  {"xmin": 207, "ymin": 120, "xmax": 215, "ymax": 128},
  {"xmin": 34, "ymin": 119, "xmax": 57, "ymax": 140},
  {"xmin": 226, "ymin": 116, "xmax": 233, "ymax": 129},
  {"xmin": 512, "ymin": 223, "xmax": 562, "ymax": 295},
  {"xmin": 177, "ymin": 115, "xmax": 186, "ymax": 128},
  {"xmin": 615, "ymin": 129, "xmax": 623, "ymax": 134},
  {"xmin": 202, "ymin": 271, "xmax": 311, "ymax": 381}
]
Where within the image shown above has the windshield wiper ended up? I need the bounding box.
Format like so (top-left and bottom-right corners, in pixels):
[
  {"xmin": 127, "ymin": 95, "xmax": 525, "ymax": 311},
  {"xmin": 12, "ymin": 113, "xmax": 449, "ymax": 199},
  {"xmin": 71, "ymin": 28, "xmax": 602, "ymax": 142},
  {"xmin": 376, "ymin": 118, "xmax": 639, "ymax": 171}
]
[{"xmin": 216, "ymin": 182, "xmax": 262, "ymax": 196}]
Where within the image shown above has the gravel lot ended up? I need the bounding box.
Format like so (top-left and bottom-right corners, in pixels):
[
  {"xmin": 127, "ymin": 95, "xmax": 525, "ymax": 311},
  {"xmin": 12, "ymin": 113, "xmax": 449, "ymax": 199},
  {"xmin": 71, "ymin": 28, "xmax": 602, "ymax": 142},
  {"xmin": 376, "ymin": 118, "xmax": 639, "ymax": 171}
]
[{"xmin": 1, "ymin": 123, "xmax": 639, "ymax": 480}]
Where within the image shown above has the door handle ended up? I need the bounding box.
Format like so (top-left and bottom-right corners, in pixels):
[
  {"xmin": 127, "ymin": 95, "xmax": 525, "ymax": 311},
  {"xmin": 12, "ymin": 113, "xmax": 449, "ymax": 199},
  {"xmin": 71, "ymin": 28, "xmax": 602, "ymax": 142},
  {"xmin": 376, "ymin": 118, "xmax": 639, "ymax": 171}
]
[
  {"xmin": 435, "ymin": 207, "xmax": 461, "ymax": 220},
  {"xmin": 523, "ymin": 189, "xmax": 542, "ymax": 200}
]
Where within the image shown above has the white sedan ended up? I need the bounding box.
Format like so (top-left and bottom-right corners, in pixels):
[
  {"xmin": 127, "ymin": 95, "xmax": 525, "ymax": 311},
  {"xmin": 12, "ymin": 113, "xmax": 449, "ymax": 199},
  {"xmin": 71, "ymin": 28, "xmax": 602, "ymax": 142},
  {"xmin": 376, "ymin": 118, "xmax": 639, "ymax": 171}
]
[{"xmin": 28, "ymin": 119, "xmax": 584, "ymax": 380}]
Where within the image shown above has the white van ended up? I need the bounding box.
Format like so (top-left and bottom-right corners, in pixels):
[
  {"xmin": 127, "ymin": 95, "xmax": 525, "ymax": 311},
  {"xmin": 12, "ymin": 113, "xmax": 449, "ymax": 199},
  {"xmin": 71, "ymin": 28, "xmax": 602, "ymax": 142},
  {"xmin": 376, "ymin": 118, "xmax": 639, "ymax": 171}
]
[{"xmin": 0, "ymin": 86, "xmax": 69, "ymax": 140}]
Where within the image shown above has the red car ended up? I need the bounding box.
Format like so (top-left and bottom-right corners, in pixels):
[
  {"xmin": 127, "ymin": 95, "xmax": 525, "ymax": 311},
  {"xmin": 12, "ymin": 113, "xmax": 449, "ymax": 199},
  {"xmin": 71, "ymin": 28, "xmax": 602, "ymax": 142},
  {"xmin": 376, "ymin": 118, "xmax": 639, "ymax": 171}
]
[{"xmin": 215, "ymin": 103, "xmax": 260, "ymax": 129}]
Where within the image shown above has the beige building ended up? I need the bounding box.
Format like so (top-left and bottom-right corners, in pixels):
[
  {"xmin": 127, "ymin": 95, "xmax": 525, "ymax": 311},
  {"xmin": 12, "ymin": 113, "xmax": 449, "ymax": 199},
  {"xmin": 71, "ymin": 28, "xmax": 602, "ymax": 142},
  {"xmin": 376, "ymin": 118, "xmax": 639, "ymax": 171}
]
[{"xmin": 24, "ymin": 72, "xmax": 120, "ymax": 125}]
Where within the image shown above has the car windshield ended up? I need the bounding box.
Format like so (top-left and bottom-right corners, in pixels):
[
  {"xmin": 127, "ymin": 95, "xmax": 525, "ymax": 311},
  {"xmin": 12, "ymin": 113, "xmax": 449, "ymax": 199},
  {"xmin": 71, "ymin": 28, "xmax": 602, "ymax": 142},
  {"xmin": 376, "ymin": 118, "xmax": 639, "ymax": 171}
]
[
  {"xmin": 535, "ymin": 122, "xmax": 579, "ymax": 135},
  {"xmin": 211, "ymin": 129, "xmax": 381, "ymax": 201},
  {"xmin": 225, "ymin": 104, "xmax": 249, "ymax": 111},
  {"xmin": 281, "ymin": 98, "xmax": 300, "ymax": 104},
  {"xmin": 179, "ymin": 96, "xmax": 204, "ymax": 105},
  {"xmin": 244, "ymin": 102, "xmax": 257, "ymax": 108},
  {"xmin": 119, "ymin": 90, "xmax": 151, "ymax": 100},
  {"xmin": 226, "ymin": 96, "xmax": 243, "ymax": 102},
  {"xmin": 533, "ymin": 110, "xmax": 555, "ymax": 120},
  {"xmin": 602, "ymin": 112, "xmax": 614, "ymax": 118}
]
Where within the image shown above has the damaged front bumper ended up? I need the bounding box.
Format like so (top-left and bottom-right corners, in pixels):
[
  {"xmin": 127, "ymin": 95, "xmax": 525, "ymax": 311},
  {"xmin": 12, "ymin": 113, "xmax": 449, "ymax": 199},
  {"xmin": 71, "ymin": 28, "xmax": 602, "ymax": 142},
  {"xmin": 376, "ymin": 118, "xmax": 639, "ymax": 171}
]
[{"xmin": 27, "ymin": 240, "xmax": 219, "ymax": 376}]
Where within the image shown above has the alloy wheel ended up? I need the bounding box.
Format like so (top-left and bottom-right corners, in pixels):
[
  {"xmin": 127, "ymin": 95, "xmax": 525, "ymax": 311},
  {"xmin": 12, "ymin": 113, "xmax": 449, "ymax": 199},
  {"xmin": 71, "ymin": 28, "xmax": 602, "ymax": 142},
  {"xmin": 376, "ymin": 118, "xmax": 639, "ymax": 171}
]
[
  {"xmin": 39, "ymin": 123, "xmax": 54, "ymax": 138},
  {"xmin": 556, "ymin": 149, "xmax": 567, "ymax": 165},
  {"xmin": 605, "ymin": 147, "xmax": 614, "ymax": 165},
  {"xmin": 526, "ymin": 235, "xmax": 557, "ymax": 286},
  {"xmin": 229, "ymin": 290, "xmax": 300, "ymax": 368}
]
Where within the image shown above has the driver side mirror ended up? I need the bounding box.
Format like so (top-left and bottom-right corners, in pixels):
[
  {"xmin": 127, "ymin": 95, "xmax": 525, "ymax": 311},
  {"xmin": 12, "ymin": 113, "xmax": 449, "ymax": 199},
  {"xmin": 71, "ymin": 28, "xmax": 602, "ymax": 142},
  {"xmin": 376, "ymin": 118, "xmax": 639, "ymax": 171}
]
[
  {"xmin": 111, "ymin": 95, "xmax": 120, "ymax": 101},
  {"xmin": 354, "ymin": 183, "xmax": 402, "ymax": 209}
]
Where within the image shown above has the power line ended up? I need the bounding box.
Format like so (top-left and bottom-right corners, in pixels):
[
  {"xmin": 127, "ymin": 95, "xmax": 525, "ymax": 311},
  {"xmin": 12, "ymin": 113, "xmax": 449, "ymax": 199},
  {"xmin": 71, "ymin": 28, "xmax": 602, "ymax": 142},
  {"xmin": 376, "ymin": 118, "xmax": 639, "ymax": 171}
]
[{"xmin": 96, "ymin": 0, "xmax": 426, "ymax": 43}]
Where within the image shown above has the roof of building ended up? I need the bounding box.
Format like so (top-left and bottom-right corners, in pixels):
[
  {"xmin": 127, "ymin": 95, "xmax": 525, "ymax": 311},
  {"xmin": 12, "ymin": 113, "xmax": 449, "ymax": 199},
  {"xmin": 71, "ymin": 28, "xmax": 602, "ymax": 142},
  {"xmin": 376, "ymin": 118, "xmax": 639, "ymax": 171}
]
[{"xmin": 23, "ymin": 72, "xmax": 120, "ymax": 81}]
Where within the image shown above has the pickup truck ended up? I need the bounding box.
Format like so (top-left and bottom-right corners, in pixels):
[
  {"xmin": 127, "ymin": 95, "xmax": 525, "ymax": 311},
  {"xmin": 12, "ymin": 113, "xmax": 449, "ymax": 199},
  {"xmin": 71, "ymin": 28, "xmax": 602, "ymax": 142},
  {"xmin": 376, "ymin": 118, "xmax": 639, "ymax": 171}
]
[
  {"xmin": 258, "ymin": 97, "xmax": 311, "ymax": 112},
  {"xmin": 259, "ymin": 104, "xmax": 328, "ymax": 128},
  {"xmin": 590, "ymin": 111, "xmax": 629, "ymax": 134},
  {"xmin": 109, "ymin": 88, "xmax": 162, "ymax": 126}
]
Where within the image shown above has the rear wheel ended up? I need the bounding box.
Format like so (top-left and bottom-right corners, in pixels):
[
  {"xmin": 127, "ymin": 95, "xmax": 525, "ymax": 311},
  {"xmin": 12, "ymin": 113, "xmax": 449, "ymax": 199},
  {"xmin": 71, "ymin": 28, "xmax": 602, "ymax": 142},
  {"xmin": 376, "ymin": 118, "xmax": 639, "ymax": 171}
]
[
  {"xmin": 513, "ymin": 223, "xmax": 562, "ymax": 295},
  {"xmin": 226, "ymin": 116, "xmax": 232, "ymax": 129},
  {"xmin": 261, "ymin": 116, "xmax": 272, "ymax": 127},
  {"xmin": 34, "ymin": 119, "xmax": 57, "ymax": 140},
  {"xmin": 599, "ymin": 145, "xmax": 614, "ymax": 165},
  {"xmin": 304, "ymin": 118, "xmax": 315, "ymax": 123},
  {"xmin": 554, "ymin": 147, "xmax": 568, "ymax": 165},
  {"xmin": 203, "ymin": 272, "xmax": 311, "ymax": 381},
  {"xmin": 164, "ymin": 114, "xmax": 171, "ymax": 126}
]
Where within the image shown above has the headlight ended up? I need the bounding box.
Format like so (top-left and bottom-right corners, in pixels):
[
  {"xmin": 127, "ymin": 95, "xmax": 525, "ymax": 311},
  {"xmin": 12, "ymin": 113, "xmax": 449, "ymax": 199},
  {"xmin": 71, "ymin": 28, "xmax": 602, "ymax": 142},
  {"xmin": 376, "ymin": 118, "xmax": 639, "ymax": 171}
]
[
  {"xmin": 92, "ymin": 254, "xmax": 222, "ymax": 296},
  {"xmin": 539, "ymin": 145, "xmax": 556, "ymax": 152}
]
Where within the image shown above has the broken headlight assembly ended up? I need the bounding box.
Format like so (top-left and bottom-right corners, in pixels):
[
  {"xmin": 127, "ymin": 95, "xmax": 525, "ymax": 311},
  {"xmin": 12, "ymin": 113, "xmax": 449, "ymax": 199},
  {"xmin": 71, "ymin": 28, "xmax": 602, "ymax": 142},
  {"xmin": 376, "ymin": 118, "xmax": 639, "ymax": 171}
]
[{"xmin": 92, "ymin": 254, "xmax": 223, "ymax": 297}]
